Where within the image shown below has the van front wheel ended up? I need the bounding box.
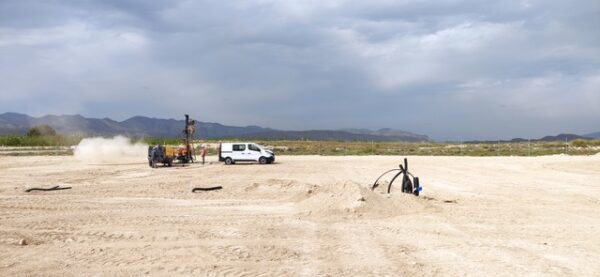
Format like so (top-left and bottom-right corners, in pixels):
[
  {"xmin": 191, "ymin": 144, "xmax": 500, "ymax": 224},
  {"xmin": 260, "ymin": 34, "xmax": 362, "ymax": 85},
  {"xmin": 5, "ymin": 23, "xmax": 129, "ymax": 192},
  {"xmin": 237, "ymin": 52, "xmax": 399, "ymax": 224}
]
[
  {"xmin": 259, "ymin": 157, "xmax": 267, "ymax": 164},
  {"xmin": 225, "ymin": 157, "xmax": 233, "ymax": 165}
]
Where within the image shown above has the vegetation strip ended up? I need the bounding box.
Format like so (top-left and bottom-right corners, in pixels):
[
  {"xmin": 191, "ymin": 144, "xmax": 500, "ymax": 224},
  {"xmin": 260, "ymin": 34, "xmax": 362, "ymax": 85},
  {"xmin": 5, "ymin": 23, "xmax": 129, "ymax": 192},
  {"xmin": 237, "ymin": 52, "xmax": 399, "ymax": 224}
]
[{"xmin": 2, "ymin": 135, "xmax": 599, "ymax": 156}]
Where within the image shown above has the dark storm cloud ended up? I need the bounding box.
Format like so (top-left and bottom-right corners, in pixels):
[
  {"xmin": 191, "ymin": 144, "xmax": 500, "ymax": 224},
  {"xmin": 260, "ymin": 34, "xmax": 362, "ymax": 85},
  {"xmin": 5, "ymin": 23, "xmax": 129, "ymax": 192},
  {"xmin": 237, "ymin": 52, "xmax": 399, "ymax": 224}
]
[{"xmin": 1, "ymin": 0, "xmax": 598, "ymax": 140}]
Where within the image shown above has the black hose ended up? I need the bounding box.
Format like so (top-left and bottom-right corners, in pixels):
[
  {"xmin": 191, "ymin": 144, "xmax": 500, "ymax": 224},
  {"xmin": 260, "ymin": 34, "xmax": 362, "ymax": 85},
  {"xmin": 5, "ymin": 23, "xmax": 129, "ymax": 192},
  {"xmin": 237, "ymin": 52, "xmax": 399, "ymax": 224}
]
[
  {"xmin": 25, "ymin": 186, "xmax": 72, "ymax": 192},
  {"xmin": 371, "ymin": 169, "xmax": 401, "ymax": 190},
  {"xmin": 387, "ymin": 170, "xmax": 404, "ymax": 194},
  {"xmin": 372, "ymin": 158, "xmax": 420, "ymax": 195},
  {"xmin": 192, "ymin": 186, "xmax": 222, "ymax": 192}
]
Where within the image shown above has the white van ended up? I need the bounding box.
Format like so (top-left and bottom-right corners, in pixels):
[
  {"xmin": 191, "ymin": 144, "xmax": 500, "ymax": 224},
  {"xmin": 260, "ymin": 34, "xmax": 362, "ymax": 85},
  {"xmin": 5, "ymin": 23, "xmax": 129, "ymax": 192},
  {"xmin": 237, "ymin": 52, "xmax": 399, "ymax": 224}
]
[{"xmin": 219, "ymin": 142, "xmax": 275, "ymax": 165}]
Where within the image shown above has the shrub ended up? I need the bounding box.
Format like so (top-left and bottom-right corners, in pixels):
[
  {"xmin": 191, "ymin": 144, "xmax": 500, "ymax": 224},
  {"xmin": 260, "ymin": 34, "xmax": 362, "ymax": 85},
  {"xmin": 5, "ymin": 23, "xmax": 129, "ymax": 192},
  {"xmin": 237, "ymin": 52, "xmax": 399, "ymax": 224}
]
[{"xmin": 27, "ymin": 125, "xmax": 56, "ymax": 137}]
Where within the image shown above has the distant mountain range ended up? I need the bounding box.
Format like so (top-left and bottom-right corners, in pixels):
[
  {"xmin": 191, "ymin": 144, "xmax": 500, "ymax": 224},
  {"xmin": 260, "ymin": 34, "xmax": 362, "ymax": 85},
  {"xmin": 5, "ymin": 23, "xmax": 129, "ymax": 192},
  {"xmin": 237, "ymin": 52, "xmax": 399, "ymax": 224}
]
[
  {"xmin": 465, "ymin": 133, "xmax": 597, "ymax": 144},
  {"xmin": 2, "ymin": 112, "xmax": 597, "ymax": 142},
  {"xmin": 0, "ymin": 112, "xmax": 430, "ymax": 142},
  {"xmin": 339, "ymin": 128, "xmax": 430, "ymax": 140},
  {"xmin": 584, "ymin": 132, "xmax": 600, "ymax": 139}
]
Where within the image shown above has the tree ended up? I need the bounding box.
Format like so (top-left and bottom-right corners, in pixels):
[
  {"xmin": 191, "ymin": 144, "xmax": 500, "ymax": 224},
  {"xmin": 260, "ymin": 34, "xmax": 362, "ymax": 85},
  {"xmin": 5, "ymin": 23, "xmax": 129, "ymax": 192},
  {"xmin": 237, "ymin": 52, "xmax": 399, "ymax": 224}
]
[{"xmin": 26, "ymin": 125, "xmax": 57, "ymax": 137}]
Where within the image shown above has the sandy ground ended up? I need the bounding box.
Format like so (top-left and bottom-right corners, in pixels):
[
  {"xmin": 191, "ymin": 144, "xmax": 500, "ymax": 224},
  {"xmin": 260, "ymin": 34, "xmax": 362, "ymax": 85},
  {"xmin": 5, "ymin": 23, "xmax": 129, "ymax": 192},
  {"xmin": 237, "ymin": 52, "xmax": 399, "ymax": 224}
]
[{"xmin": 1, "ymin": 155, "xmax": 599, "ymax": 276}]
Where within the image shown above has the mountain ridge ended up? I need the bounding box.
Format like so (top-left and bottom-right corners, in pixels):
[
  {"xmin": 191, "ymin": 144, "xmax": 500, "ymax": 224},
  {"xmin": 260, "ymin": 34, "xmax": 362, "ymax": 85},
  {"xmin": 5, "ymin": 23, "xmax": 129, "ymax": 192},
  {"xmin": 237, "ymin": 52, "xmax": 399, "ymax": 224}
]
[
  {"xmin": 0, "ymin": 112, "xmax": 430, "ymax": 141},
  {"xmin": 584, "ymin": 132, "xmax": 600, "ymax": 139},
  {"xmin": 464, "ymin": 133, "xmax": 595, "ymax": 144}
]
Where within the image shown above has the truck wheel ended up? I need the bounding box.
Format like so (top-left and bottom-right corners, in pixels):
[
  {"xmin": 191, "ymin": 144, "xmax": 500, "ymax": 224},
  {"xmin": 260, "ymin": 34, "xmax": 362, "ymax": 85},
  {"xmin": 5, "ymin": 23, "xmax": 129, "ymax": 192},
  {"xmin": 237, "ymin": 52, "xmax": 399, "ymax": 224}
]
[
  {"xmin": 225, "ymin": 157, "xmax": 233, "ymax": 165},
  {"xmin": 259, "ymin": 157, "xmax": 267, "ymax": 164}
]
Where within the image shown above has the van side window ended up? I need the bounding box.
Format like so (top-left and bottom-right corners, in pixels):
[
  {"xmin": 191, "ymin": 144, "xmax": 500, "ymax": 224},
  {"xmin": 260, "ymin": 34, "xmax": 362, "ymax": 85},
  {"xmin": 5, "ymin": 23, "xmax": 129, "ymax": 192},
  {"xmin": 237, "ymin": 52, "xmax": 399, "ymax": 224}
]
[
  {"xmin": 233, "ymin": 144, "xmax": 246, "ymax": 151},
  {"xmin": 248, "ymin": 144, "xmax": 260, "ymax": 151}
]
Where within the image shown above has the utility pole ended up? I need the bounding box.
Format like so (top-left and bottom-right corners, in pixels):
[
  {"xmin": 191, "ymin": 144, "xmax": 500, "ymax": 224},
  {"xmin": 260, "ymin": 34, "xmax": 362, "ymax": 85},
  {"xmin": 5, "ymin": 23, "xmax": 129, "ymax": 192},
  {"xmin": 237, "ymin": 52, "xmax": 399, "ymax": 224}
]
[
  {"xmin": 497, "ymin": 140, "xmax": 500, "ymax": 156},
  {"xmin": 371, "ymin": 140, "xmax": 374, "ymax": 154}
]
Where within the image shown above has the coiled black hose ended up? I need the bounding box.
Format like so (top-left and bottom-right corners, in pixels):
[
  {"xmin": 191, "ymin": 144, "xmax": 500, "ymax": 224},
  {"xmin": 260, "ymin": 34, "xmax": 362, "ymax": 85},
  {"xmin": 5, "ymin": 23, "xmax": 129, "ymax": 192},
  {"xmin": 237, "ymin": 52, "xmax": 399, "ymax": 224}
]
[{"xmin": 371, "ymin": 158, "xmax": 421, "ymax": 196}]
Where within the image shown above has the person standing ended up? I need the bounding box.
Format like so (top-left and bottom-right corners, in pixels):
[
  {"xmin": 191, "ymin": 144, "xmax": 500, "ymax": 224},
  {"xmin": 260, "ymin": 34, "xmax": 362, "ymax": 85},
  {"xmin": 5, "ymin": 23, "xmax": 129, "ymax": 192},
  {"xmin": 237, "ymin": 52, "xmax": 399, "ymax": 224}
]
[{"xmin": 200, "ymin": 145, "xmax": 207, "ymax": 165}]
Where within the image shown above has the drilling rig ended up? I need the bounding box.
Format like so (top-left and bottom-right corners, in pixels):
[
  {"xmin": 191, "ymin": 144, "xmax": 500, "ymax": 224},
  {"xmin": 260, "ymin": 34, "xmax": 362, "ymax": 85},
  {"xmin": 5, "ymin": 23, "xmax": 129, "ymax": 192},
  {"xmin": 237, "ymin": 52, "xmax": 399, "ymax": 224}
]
[
  {"xmin": 147, "ymin": 114, "xmax": 196, "ymax": 168},
  {"xmin": 181, "ymin": 114, "xmax": 195, "ymax": 163}
]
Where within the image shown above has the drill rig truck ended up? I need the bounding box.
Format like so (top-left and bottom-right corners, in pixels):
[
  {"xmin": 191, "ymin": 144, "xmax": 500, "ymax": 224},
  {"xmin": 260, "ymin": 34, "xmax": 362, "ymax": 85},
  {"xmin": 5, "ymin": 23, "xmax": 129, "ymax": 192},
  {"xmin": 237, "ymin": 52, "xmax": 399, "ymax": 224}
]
[{"xmin": 147, "ymin": 114, "xmax": 195, "ymax": 168}]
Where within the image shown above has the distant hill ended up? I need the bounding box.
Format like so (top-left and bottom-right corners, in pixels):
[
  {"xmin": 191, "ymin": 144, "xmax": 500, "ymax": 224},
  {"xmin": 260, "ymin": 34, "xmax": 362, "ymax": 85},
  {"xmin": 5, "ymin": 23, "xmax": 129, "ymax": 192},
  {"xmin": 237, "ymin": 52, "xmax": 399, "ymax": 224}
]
[
  {"xmin": 118, "ymin": 116, "xmax": 273, "ymax": 138},
  {"xmin": 339, "ymin": 128, "xmax": 430, "ymax": 141},
  {"xmin": 466, "ymin": 133, "xmax": 594, "ymax": 144},
  {"xmin": 0, "ymin": 112, "xmax": 274, "ymax": 138},
  {"xmin": 584, "ymin": 132, "xmax": 600, "ymax": 139},
  {"xmin": 538, "ymin": 134, "xmax": 592, "ymax": 142},
  {"xmin": 0, "ymin": 112, "xmax": 130, "ymax": 136},
  {"xmin": 237, "ymin": 129, "xmax": 429, "ymax": 142},
  {"xmin": 0, "ymin": 112, "xmax": 429, "ymax": 141}
]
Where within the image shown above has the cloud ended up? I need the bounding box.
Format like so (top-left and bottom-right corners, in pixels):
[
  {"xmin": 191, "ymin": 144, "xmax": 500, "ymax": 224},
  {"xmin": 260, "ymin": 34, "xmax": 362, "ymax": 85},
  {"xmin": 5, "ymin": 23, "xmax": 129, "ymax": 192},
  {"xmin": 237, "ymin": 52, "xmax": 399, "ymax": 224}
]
[
  {"xmin": 329, "ymin": 21, "xmax": 524, "ymax": 90},
  {"xmin": 457, "ymin": 72, "xmax": 600, "ymax": 117},
  {"xmin": 0, "ymin": 0, "xmax": 598, "ymax": 140}
]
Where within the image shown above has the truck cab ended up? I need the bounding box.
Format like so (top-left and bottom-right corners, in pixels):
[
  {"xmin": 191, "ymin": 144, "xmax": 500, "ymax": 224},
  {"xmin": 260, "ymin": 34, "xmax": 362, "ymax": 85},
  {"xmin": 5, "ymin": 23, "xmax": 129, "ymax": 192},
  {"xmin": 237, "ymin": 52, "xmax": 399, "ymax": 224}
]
[{"xmin": 219, "ymin": 142, "xmax": 275, "ymax": 165}]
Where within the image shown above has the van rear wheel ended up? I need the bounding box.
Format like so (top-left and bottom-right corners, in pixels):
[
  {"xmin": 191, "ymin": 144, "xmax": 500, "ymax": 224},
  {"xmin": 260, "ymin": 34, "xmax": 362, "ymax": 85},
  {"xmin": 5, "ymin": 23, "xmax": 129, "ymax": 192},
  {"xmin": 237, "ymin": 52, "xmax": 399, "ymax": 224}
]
[
  {"xmin": 259, "ymin": 157, "xmax": 267, "ymax": 164},
  {"xmin": 225, "ymin": 157, "xmax": 233, "ymax": 165}
]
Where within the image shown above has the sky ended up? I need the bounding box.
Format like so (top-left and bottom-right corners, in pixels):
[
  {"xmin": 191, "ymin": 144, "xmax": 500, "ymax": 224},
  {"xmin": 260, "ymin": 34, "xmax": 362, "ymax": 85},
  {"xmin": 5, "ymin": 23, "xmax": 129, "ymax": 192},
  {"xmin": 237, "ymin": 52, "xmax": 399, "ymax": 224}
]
[{"xmin": 0, "ymin": 0, "xmax": 598, "ymax": 140}]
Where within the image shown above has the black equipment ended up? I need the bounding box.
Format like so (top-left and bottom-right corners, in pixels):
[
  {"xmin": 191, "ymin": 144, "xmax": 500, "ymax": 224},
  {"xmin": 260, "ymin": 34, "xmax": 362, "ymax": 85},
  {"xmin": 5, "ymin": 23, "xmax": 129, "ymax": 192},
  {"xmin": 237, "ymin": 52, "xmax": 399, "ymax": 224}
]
[{"xmin": 371, "ymin": 158, "xmax": 422, "ymax": 196}]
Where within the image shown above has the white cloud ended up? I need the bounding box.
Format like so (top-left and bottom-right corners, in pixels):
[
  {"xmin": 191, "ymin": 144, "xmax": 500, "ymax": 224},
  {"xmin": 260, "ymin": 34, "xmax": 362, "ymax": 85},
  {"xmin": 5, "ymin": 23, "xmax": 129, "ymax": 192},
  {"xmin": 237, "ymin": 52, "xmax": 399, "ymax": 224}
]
[
  {"xmin": 329, "ymin": 21, "xmax": 524, "ymax": 90},
  {"xmin": 455, "ymin": 72, "xmax": 600, "ymax": 118}
]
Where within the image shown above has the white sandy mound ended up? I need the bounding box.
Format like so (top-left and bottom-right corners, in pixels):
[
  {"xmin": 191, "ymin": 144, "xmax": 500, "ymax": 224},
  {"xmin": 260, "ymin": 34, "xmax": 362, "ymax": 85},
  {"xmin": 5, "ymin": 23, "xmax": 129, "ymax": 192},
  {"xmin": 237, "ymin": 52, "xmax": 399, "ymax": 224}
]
[
  {"xmin": 74, "ymin": 136, "xmax": 147, "ymax": 163},
  {"xmin": 297, "ymin": 181, "xmax": 429, "ymax": 219}
]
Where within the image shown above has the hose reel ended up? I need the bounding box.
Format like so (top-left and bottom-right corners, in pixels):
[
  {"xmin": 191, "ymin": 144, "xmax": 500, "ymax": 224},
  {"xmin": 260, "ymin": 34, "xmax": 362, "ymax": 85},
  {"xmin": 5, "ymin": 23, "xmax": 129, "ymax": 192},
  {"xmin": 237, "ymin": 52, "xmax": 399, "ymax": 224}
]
[{"xmin": 371, "ymin": 158, "xmax": 422, "ymax": 195}]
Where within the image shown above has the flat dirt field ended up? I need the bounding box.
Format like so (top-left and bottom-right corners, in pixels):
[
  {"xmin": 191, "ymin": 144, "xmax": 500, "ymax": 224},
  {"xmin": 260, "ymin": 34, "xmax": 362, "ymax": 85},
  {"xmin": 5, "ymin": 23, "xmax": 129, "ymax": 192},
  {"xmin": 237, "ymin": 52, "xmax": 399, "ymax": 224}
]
[{"xmin": 1, "ymin": 155, "xmax": 599, "ymax": 276}]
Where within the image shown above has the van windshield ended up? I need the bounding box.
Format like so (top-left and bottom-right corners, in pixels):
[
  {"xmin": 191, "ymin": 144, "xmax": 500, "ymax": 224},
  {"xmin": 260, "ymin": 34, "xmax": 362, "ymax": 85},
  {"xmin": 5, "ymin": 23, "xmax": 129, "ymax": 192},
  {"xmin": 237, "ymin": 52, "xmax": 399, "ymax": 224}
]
[
  {"xmin": 256, "ymin": 144, "xmax": 269, "ymax": 150},
  {"xmin": 248, "ymin": 144, "xmax": 260, "ymax": 151}
]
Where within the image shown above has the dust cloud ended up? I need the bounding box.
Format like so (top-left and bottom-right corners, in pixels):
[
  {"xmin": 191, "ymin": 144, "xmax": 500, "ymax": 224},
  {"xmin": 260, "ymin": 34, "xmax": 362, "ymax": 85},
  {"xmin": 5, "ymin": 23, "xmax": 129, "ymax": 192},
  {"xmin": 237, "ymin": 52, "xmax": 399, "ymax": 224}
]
[{"xmin": 74, "ymin": 136, "xmax": 147, "ymax": 162}]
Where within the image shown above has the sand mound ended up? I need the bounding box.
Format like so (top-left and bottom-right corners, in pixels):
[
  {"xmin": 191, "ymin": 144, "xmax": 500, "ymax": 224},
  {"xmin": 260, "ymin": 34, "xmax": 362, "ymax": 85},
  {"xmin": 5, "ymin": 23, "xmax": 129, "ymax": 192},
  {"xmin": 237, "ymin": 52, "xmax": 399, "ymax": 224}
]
[
  {"xmin": 74, "ymin": 136, "xmax": 147, "ymax": 163},
  {"xmin": 297, "ymin": 180, "xmax": 428, "ymax": 219}
]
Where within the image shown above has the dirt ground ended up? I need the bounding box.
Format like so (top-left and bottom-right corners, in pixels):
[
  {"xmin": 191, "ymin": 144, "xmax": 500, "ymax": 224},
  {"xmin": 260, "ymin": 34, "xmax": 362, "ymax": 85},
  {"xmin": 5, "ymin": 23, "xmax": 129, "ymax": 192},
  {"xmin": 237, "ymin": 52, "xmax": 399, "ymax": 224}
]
[{"xmin": 1, "ymin": 155, "xmax": 599, "ymax": 276}]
